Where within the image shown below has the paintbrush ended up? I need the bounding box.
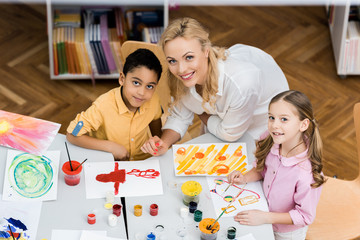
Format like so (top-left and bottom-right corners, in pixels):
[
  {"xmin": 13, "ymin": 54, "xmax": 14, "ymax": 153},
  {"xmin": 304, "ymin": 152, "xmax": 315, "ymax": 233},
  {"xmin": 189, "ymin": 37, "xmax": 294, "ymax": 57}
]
[
  {"xmin": 74, "ymin": 158, "xmax": 88, "ymax": 171},
  {"xmin": 65, "ymin": 142, "xmax": 73, "ymax": 171},
  {"xmin": 224, "ymin": 182, "xmax": 233, "ymax": 193},
  {"xmin": 208, "ymin": 183, "xmax": 248, "ymax": 230},
  {"xmin": 8, "ymin": 224, "xmax": 15, "ymax": 240}
]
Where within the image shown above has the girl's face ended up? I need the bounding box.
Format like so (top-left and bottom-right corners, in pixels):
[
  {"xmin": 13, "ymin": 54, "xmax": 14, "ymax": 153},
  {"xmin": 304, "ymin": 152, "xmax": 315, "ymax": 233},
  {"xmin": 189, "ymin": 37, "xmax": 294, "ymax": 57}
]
[
  {"xmin": 268, "ymin": 99, "xmax": 309, "ymax": 149},
  {"xmin": 119, "ymin": 66, "xmax": 158, "ymax": 112},
  {"xmin": 164, "ymin": 37, "xmax": 209, "ymax": 87}
]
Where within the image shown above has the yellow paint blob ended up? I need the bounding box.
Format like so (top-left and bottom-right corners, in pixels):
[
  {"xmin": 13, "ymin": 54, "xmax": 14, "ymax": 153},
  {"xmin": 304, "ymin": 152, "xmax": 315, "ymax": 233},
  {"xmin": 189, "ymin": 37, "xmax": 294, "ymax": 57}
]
[
  {"xmin": 181, "ymin": 181, "xmax": 202, "ymax": 196},
  {"xmin": 0, "ymin": 120, "xmax": 11, "ymax": 134},
  {"xmin": 104, "ymin": 202, "xmax": 113, "ymax": 209}
]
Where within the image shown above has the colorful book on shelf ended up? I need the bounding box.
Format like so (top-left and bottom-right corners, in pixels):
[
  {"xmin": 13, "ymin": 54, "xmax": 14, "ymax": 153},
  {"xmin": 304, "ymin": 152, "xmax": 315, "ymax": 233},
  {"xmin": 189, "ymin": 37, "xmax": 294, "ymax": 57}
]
[
  {"xmin": 115, "ymin": 7, "xmax": 127, "ymax": 43},
  {"xmin": 65, "ymin": 27, "xmax": 75, "ymax": 74},
  {"xmin": 52, "ymin": 28, "xmax": 59, "ymax": 75},
  {"xmin": 109, "ymin": 28, "xmax": 123, "ymax": 72},
  {"xmin": 89, "ymin": 23, "xmax": 103, "ymax": 74},
  {"xmin": 127, "ymin": 9, "xmax": 164, "ymax": 41},
  {"xmin": 100, "ymin": 14, "xmax": 117, "ymax": 74},
  {"xmin": 83, "ymin": 11, "xmax": 98, "ymax": 75},
  {"xmin": 95, "ymin": 24, "xmax": 110, "ymax": 74},
  {"xmin": 70, "ymin": 27, "xmax": 81, "ymax": 74},
  {"xmin": 58, "ymin": 27, "xmax": 67, "ymax": 74},
  {"xmin": 54, "ymin": 8, "xmax": 81, "ymax": 28}
]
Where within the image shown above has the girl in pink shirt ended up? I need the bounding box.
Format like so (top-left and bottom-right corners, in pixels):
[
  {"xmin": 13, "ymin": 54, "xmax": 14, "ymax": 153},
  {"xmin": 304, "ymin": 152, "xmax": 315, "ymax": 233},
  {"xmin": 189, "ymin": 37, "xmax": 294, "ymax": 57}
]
[{"xmin": 228, "ymin": 90, "xmax": 326, "ymax": 240}]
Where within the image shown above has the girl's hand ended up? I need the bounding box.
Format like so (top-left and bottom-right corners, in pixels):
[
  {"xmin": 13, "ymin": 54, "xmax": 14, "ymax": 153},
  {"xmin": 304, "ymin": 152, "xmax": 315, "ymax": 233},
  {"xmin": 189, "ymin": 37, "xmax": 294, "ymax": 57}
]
[
  {"xmin": 227, "ymin": 170, "xmax": 247, "ymax": 185},
  {"xmin": 141, "ymin": 136, "xmax": 169, "ymax": 156},
  {"xmin": 234, "ymin": 210, "xmax": 269, "ymax": 226}
]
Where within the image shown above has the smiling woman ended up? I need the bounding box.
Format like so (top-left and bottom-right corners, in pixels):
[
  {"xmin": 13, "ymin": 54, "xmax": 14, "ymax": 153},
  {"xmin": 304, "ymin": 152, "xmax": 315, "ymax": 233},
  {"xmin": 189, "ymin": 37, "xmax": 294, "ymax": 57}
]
[{"xmin": 141, "ymin": 17, "xmax": 289, "ymax": 157}]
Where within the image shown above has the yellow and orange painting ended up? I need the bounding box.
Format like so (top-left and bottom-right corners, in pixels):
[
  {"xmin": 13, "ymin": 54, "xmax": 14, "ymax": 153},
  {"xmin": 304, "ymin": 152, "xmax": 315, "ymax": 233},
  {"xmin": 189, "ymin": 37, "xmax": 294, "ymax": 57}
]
[{"xmin": 172, "ymin": 143, "xmax": 247, "ymax": 176}]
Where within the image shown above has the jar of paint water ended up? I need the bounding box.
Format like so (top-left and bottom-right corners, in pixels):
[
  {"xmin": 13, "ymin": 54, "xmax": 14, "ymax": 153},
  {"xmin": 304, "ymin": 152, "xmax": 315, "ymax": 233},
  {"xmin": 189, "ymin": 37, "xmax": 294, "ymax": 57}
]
[
  {"xmin": 199, "ymin": 218, "xmax": 220, "ymax": 240},
  {"xmin": 181, "ymin": 181, "xmax": 202, "ymax": 206},
  {"xmin": 62, "ymin": 161, "xmax": 82, "ymax": 186}
]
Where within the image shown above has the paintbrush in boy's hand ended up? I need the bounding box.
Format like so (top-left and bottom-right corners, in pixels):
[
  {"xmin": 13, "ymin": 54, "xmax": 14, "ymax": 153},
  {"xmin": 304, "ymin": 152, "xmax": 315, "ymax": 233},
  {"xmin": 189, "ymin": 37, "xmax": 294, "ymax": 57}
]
[{"xmin": 208, "ymin": 183, "xmax": 248, "ymax": 230}]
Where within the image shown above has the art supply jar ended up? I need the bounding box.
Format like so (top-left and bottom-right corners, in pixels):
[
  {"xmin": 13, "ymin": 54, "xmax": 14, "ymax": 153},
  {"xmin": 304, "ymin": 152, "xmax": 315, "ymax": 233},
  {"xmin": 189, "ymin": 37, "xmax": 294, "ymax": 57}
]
[
  {"xmin": 181, "ymin": 181, "xmax": 202, "ymax": 206},
  {"xmin": 180, "ymin": 207, "xmax": 189, "ymax": 218},
  {"xmin": 189, "ymin": 201, "xmax": 198, "ymax": 213},
  {"xmin": 150, "ymin": 204, "xmax": 159, "ymax": 216},
  {"xmin": 112, "ymin": 204, "xmax": 122, "ymax": 217},
  {"xmin": 106, "ymin": 190, "xmax": 115, "ymax": 203},
  {"xmin": 87, "ymin": 213, "xmax": 96, "ymax": 225},
  {"xmin": 199, "ymin": 218, "xmax": 220, "ymax": 240},
  {"xmin": 134, "ymin": 205, "xmax": 142, "ymax": 217},
  {"xmin": 227, "ymin": 226, "xmax": 236, "ymax": 239},
  {"xmin": 108, "ymin": 214, "xmax": 118, "ymax": 227},
  {"xmin": 194, "ymin": 210, "xmax": 203, "ymax": 222},
  {"xmin": 62, "ymin": 161, "xmax": 82, "ymax": 186},
  {"xmin": 146, "ymin": 232, "xmax": 156, "ymax": 240}
]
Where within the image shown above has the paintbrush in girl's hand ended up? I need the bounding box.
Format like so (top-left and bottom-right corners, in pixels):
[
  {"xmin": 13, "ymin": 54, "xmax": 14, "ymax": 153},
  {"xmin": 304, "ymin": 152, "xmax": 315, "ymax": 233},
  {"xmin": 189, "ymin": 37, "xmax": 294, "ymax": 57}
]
[
  {"xmin": 208, "ymin": 183, "xmax": 248, "ymax": 230},
  {"xmin": 64, "ymin": 142, "xmax": 73, "ymax": 171},
  {"xmin": 224, "ymin": 182, "xmax": 233, "ymax": 193},
  {"xmin": 8, "ymin": 224, "xmax": 15, "ymax": 240},
  {"xmin": 74, "ymin": 158, "xmax": 88, "ymax": 171}
]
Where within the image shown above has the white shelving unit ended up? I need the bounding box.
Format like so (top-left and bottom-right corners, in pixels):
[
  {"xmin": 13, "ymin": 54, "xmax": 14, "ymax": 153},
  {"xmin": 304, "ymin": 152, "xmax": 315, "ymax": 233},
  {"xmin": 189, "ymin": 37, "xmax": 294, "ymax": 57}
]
[
  {"xmin": 46, "ymin": 0, "xmax": 168, "ymax": 80},
  {"xmin": 328, "ymin": 3, "xmax": 350, "ymax": 77}
]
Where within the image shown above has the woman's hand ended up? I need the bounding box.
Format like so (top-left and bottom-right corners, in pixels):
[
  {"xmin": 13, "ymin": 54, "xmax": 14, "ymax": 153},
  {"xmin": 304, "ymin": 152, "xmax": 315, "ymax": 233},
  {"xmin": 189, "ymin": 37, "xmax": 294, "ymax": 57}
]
[
  {"xmin": 227, "ymin": 170, "xmax": 247, "ymax": 185},
  {"xmin": 141, "ymin": 136, "xmax": 169, "ymax": 156},
  {"xmin": 234, "ymin": 210, "xmax": 269, "ymax": 226}
]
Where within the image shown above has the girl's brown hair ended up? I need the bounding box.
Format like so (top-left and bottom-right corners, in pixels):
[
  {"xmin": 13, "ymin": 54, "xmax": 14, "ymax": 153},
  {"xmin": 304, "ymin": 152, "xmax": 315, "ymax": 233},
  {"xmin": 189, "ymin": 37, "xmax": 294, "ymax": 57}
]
[
  {"xmin": 255, "ymin": 90, "xmax": 326, "ymax": 188},
  {"xmin": 159, "ymin": 17, "xmax": 226, "ymax": 110}
]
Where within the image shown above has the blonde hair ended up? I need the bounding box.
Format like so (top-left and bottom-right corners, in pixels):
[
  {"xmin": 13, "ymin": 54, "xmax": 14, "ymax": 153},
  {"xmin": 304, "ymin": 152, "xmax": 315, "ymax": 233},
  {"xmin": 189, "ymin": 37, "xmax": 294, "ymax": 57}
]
[
  {"xmin": 255, "ymin": 90, "xmax": 326, "ymax": 188},
  {"xmin": 159, "ymin": 17, "xmax": 226, "ymax": 109}
]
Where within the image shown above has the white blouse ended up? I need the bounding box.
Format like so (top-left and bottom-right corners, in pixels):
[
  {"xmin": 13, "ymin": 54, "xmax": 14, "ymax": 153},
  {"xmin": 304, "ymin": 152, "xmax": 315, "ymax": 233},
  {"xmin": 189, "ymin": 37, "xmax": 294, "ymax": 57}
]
[{"xmin": 163, "ymin": 44, "xmax": 289, "ymax": 141}]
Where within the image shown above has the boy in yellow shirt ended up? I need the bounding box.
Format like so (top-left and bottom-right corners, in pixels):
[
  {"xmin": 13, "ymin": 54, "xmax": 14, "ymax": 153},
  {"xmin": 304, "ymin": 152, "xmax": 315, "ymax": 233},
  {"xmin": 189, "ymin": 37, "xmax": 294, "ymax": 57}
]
[{"xmin": 66, "ymin": 49, "xmax": 163, "ymax": 161}]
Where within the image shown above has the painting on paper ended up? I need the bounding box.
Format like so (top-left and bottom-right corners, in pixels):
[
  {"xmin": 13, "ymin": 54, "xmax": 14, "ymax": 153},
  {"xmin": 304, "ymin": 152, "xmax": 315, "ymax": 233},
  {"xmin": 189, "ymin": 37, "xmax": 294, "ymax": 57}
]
[
  {"xmin": 173, "ymin": 143, "xmax": 248, "ymax": 176},
  {"xmin": 207, "ymin": 177, "xmax": 269, "ymax": 217},
  {"xmin": 2, "ymin": 149, "xmax": 60, "ymax": 201},
  {"xmin": 0, "ymin": 110, "xmax": 60, "ymax": 156},
  {"xmin": 0, "ymin": 195, "xmax": 42, "ymax": 240},
  {"xmin": 84, "ymin": 158, "xmax": 163, "ymax": 199}
]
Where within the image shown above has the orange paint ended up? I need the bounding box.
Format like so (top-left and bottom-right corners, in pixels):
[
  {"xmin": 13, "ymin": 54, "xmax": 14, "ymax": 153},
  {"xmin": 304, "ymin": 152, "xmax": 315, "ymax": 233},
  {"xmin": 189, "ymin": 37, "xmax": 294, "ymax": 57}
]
[
  {"xmin": 195, "ymin": 152, "xmax": 205, "ymax": 159},
  {"xmin": 177, "ymin": 147, "xmax": 186, "ymax": 155},
  {"xmin": 216, "ymin": 155, "xmax": 227, "ymax": 161}
]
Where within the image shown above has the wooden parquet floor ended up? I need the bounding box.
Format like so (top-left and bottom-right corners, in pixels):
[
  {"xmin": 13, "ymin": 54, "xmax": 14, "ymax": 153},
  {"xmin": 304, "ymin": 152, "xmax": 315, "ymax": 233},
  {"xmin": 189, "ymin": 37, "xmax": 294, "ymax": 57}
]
[{"xmin": 1, "ymin": 4, "xmax": 360, "ymax": 180}]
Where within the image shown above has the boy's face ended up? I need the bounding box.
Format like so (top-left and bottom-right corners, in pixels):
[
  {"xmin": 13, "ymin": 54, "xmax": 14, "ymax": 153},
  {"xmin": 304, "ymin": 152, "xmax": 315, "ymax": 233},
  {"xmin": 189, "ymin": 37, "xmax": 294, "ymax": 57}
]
[{"xmin": 119, "ymin": 66, "xmax": 158, "ymax": 112}]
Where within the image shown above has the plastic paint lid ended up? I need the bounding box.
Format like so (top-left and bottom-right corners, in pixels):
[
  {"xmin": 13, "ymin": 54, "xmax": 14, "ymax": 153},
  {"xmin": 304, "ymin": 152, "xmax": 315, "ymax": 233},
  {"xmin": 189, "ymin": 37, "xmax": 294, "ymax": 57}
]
[
  {"xmin": 104, "ymin": 202, "xmax": 113, "ymax": 209},
  {"xmin": 181, "ymin": 181, "xmax": 202, "ymax": 196}
]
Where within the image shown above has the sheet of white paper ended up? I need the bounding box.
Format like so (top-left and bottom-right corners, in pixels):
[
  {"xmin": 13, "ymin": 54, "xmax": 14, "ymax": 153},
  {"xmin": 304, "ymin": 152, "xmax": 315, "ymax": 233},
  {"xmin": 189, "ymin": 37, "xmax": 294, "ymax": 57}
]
[
  {"xmin": 0, "ymin": 194, "xmax": 42, "ymax": 240},
  {"xmin": 51, "ymin": 229, "xmax": 106, "ymax": 240},
  {"xmin": 237, "ymin": 233, "xmax": 257, "ymax": 240},
  {"xmin": 84, "ymin": 158, "xmax": 163, "ymax": 199},
  {"xmin": 172, "ymin": 142, "xmax": 248, "ymax": 176},
  {"xmin": 80, "ymin": 230, "xmax": 126, "ymax": 240},
  {"xmin": 2, "ymin": 149, "xmax": 60, "ymax": 201},
  {"xmin": 207, "ymin": 177, "xmax": 269, "ymax": 217}
]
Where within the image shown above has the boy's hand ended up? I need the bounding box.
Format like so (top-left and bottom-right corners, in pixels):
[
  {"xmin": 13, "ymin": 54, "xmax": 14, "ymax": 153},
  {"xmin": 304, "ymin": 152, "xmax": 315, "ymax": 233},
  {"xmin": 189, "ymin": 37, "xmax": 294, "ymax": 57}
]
[
  {"xmin": 107, "ymin": 141, "xmax": 129, "ymax": 161},
  {"xmin": 234, "ymin": 210, "xmax": 269, "ymax": 226},
  {"xmin": 227, "ymin": 170, "xmax": 247, "ymax": 185},
  {"xmin": 141, "ymin": 136, "xmax": 168, "ymax": 156}
]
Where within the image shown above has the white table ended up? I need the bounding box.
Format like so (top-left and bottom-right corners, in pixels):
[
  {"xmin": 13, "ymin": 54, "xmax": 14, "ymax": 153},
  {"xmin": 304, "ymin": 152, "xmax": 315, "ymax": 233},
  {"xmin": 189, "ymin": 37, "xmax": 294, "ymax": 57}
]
[
  {"xmin": 125, "ymin": 133, "xmax": 275, "ymax": 240},
  {"xmin": 0, "ymin": 134, "xmax": 128, "ymax": 240}
]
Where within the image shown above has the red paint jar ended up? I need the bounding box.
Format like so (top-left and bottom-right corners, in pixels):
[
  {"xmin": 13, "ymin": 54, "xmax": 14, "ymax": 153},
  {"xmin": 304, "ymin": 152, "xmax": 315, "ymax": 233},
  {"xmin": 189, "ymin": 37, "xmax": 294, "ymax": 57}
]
[
  {"xmin": 113, "ymin": 204, "xmax": 122, "ymax": 217},
  {"xmin": 62, "ymin": 161, "xmax": 82, "ymax": 186},
  {"xmin": 87, "ymin": 213, "xmax": 96, "ymax": 224},
  {"xmin": 150, "ymin": 204, "xmax": 158, "ymax": 216}
]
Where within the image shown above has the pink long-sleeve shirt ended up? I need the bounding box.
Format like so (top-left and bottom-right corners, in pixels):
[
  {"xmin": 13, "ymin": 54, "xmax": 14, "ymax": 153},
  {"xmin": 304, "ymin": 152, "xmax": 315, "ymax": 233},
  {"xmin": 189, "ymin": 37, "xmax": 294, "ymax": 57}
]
[{"xmin": 258, "ymin": 143, "xmax": 322, "ymax": 233}]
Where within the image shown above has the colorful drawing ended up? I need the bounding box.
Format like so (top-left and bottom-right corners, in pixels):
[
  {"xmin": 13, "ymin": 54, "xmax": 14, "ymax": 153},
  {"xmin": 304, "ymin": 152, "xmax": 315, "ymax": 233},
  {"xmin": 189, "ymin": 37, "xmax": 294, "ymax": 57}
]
[
  {"xmin": 0, "ymin": 195, "xmax": 42, "ymax": 240},
  {"xmin": 0, "ymin": 110, "xmax": 60, "ymax": 156},
  {"xmin": 207, "ymin": 177, "xmax": 269, "ymax": 217},
  {"xmin": 173, "ymin": 143, "xmax": 247, "ymax": 176},
  {"xmin": 2, "ymin": 150, "xmax": 60, "ymax": 201},
  {"xmin": 84, "ymin": 159, "xmax": 163, "ymax": 199}
]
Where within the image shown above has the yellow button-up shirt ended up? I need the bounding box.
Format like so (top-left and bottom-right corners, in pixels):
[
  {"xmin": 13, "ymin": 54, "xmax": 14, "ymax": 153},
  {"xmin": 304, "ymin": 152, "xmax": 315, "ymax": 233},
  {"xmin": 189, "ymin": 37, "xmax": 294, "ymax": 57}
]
[{"xmin": 67, "ymin": 87, "xmax": 162, "ymax": 160}]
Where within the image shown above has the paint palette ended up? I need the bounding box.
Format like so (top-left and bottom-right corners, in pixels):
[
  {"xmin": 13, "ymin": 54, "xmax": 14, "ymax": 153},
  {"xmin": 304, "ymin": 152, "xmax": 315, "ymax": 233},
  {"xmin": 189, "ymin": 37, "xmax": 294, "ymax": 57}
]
[{"xmin": 172, "ymin": 143, "xmax": 248, "ymax": 176}]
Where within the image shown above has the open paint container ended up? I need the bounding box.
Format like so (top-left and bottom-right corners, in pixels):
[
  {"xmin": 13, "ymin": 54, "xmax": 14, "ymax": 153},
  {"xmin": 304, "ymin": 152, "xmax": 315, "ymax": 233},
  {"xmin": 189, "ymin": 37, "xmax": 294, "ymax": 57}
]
[
  {"xmin": 199, "ymin": 218, "xmax": 220, "ymax": 240},
  {"xmin": 181, "ymin": 181, "xmax": 202, "ymax": 206}
]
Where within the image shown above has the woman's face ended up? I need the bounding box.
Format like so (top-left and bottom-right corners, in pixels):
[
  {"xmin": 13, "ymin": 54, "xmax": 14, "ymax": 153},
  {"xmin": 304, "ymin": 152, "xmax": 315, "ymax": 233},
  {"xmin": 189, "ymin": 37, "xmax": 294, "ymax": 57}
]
[{"xmin": 164, "ymin": 37, "xmax": 209, "ymax": 87}]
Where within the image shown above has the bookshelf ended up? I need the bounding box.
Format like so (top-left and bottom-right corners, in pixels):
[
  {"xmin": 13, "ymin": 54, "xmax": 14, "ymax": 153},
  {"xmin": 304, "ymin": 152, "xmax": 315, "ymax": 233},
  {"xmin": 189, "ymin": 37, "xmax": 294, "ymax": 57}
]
[
  {"xmin": 46, "ymin": 0, "xmax": 168, "ymax": 80},
  {"xmin": 328, "ymin": 2, "xmax": 360, "ymax": 78}
]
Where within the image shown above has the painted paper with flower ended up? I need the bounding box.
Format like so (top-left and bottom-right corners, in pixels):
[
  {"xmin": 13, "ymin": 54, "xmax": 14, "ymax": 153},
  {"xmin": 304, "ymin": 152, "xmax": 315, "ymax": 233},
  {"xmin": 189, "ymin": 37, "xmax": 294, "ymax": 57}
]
[
  {"xmin": 2, "ymin": 149, "xmax": 60, "ymax": 201},
  {"xmin": 0, "ymin": 194, "xmax": 42, "ymax": 240},
  {"xmin": 0, "ymin": 110, "xmax": 60, "ymax": 156},
  {"xmin": 173, "ymin": 143, "xmax": 248, "ymax": 176},
  {"xmin": 207, "ymin": 177, "xmax": 269, "ymax": 217}
]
